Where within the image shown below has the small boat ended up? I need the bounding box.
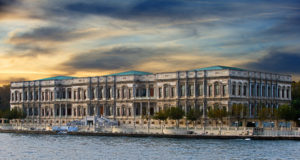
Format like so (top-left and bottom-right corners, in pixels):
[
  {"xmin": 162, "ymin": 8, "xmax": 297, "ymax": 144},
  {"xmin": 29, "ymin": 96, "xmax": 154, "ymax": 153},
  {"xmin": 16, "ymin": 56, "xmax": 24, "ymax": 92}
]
[
  {"xmin": 245, "ymin": 138, "xmax": 251, "ymax": 141},
  {"xmin": 57, "ymin": 131, "xmax": 68, "ymax": 134}
]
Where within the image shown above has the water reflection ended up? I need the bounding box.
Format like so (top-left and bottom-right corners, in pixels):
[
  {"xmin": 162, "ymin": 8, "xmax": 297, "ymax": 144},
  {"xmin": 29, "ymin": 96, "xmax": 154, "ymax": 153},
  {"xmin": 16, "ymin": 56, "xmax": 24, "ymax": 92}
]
[{"xmin": 0, "ymin": 133, "xmax": 299, "ymax": 160}]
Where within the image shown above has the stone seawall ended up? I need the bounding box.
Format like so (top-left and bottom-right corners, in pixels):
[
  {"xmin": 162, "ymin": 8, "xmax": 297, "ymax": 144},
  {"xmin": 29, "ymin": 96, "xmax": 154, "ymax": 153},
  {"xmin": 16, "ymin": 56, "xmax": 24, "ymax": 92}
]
[{"xmin": 1, "ymin": 129, "xmax": 300, "ymax": 140}]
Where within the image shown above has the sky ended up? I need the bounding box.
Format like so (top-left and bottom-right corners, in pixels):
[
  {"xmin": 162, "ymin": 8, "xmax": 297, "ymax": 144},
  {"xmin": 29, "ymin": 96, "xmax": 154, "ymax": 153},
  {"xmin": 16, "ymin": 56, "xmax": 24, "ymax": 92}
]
[{"xmin": 0, "ymin": 0, "xmax": 300, "ymax": 85}]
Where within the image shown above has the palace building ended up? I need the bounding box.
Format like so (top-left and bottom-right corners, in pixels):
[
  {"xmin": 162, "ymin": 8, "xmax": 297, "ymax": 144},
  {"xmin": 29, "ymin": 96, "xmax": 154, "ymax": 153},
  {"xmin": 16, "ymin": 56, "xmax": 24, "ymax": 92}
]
[{"xmin": 10, "ymin": 66, "xmax": 292, "ymax": 126}]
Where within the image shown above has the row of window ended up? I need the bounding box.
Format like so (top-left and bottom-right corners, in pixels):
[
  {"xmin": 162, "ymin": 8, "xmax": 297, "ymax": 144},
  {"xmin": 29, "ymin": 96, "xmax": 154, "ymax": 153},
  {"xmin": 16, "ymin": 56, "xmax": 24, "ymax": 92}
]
[{"xmin": 11, "ymin": 83, "xmax": 291, "ymax": 102}]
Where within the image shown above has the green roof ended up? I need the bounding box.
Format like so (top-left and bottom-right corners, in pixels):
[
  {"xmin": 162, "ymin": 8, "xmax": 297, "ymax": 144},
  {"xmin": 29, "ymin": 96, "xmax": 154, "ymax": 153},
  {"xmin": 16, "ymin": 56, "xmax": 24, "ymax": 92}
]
[
  {"xmin": 107, "ymin": 70, "xmax": 152, "ymax": 76},
  {"xmin": 38, "ymin": 76, "xmax": 77, "ymax": 81},
  {"xmin": 191, "ymin": 65, "xmax": 246, "ymax": 71}
]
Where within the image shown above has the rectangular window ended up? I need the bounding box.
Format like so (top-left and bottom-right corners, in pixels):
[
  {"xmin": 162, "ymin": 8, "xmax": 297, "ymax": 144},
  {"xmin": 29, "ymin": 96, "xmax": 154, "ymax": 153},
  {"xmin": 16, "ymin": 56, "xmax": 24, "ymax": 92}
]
[
  {"xmin": 232, "ymin": 84, "xmax": 236, "ymax": 96},
  {"xmin": 262, "ymin": 86, "xmax": 265, "ymax": 97},
  {"xmin": 199, "ymin": 84, "xmax": 203, "ymax": 96},
  {"xmin": 164, "ymin": 87, "xmax": 169, "ymax": 97},
  {"xmin": 159, "ymin": 88, "xmax": 162, "ymax": 98},
  {"xmin": 209, "ymin": 85, "xmax": 212, "ymax": 97},
  {"xmin": 128, "ymin": 108, "xmax": 131, "ymax": 116},
  {"xmin": 180, "ymin": 85, "xmax": 185, "ymax": 97},
  {"xmin": 129, "ymin": 89, "xmax": 132, "ymax": 99},
  {"xmin": 171, "ymin": 87, "xmax": 175, "ymax": 98},
  {"xmin": 222, "ymin": 85, "xmax": 227, "ymax": 96},
  {"xmin": 243, "ymin": 85, "xmax": 247, "ymax": 96},
  {"xmin": 117, "ymin": 89, "xmax": 120, "ymax": 99},
  {"xmin": 190, "ymin": 85, "xmax": 194, "ymax": 96},
  {"xmin": 117, "ymin": 108, "xmax": 120, "ymax": 116},
  {"xmin": 251, "ymin": 84, "xmax": 255, "ymax": 96},
  {"xmin": 150, "ymin": 87, "xmax": 154, "ymax": 97}
]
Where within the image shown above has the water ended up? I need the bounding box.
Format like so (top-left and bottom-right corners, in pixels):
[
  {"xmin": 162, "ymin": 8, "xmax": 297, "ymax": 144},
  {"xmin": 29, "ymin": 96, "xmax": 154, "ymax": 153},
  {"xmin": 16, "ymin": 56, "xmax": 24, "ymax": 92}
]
[{"xmin": 0, "ymin": 133, "xmax": 299, "ymax": 160}]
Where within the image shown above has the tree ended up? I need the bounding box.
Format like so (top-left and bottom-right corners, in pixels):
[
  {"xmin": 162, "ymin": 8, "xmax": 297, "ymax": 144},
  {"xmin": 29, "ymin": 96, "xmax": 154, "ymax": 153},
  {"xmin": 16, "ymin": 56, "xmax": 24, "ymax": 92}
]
[
  {"xmin": 167, "ymin": 107, "xmax": 185, "ymax": 129},
  {"xmin": 0, "ymin": 108, "xmax": 26, "ymax": 119},
  {"xmin": 0, "ymin": 85, "xmax": 10, "ymax": 110},
  {"xmin": 186, "ymin": 109, "xmax": 202, "ymax": 129},
  {"xmin": 270, "ymin": 107, "xmax": 280, "ymax": 128},
  {"xmin": 208, "ymin": 107, "xmax": 227, "ymax": 127},
  {"xmin": 278, "ymin": 104, "xmax": 296, "ymax": 128},
  {"xmin": 231, "ymin": 104, "xmax": 243, "ymax": 127},
  {"xmin": 257, "ymin": 105, "xmax": 270, "ymax": 128},
  {"xmin": 291, "ymin": 81, "xmax": 300, "ymax": 126},
  {"xmin": 153, "ymin": 110, "xmax": 168, "ymax": 133}
]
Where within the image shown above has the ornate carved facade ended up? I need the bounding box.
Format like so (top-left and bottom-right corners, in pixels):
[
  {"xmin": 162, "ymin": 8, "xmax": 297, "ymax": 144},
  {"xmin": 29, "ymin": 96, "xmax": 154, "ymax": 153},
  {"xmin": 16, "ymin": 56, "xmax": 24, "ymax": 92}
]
[{"xmin": 10, "ymin": 66, "xmax": 292, "ymax": 125}]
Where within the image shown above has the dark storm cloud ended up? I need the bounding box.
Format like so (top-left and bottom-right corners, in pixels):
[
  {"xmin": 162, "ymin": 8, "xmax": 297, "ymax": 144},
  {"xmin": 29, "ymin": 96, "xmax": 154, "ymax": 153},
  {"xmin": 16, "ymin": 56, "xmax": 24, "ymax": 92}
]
[
  {"xmin": 0, "ymin": 0, "xmax": 18, "ymax": 12},
  {"xmin": 63, "ymin": 0, "xmax": 238, "ymax": 21},
  {"xmin": 63, "ymin": 46, "xmax": 173, "ymax": 70},
  {"xmin": 243, "ymin": 51, "xmax": 300, "ymax": 74},
  {"xmin": 262, "ymin": 16, "xmax": 300, "ymax": 38},
  {"xmin": 9, "ymin": 26, "xmax": 90, "ymax": 43}
]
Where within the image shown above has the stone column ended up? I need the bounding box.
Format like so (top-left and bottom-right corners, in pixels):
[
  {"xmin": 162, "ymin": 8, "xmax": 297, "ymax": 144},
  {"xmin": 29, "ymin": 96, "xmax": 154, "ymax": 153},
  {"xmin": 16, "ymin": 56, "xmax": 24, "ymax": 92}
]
[
  {"xmin": 38, "ymin": 106, "xmax": 40, "ymax": 118},
  {"xmin": 65, "ymin": 89, "xmax": 68, "ymax": 100},
  {"xmin": 53, "ymin": 105, "xmax": 56, "ymax": 118},
  {"xmin": 193, "ymin": 80, "xmax": 196, "ymax": 98},
  {"xmin": 43, "ymin": 107, "xmax": 46, "ymax": 117},
  {"xmin": 146, "ymin": 85, "xmax": 149, "ymax": 98},
  {"xmin": 140, "ymin": 102, "xmax": 143, "ymax": 117},
  {"xmin": 103, "ymin": 104, "xmax": 106, "ymax": 116}
]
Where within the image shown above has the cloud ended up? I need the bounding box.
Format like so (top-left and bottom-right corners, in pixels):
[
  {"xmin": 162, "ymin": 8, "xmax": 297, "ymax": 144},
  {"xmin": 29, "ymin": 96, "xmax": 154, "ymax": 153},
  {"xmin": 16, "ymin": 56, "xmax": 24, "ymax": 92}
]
[
  {"xmin": 243, "ymin": 51, "xmax": 300, "ymax": 74},
  {"xmin": 0, "ymin": 0, "xmax": 18, "ymax": 12},
  {"xmin": 8, "ymin": 43, "xmax": 55, "ymax": 57},
  {"xmin": 8, "ymin": 26, "xmax": 93, "ymax": 43},
  {"xmin": 63, "ymin": 46, "xmax": 175, "ymax": 70},
  {"xmin": 63, "ymin": 0, "xmax": 237, "ymax": 22},
  {"xmin": 6, "ymin": 26, "xmax": 98, "ymax": 57}
]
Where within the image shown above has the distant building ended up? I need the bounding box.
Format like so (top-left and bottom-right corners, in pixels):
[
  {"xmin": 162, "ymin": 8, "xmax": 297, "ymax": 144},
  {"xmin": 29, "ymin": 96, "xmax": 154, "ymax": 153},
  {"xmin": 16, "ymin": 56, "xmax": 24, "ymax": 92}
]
[{"xmin": 10, "ymin": 66, "xmax": 292, "ymax": 126}]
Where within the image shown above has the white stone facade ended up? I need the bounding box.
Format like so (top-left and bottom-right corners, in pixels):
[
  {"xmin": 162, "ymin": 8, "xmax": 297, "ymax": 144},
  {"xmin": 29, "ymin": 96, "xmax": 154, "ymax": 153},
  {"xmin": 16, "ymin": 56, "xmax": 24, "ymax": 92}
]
[{"xmin": 10, "ymin": 68, "xmax": 292, "ymax": 125}]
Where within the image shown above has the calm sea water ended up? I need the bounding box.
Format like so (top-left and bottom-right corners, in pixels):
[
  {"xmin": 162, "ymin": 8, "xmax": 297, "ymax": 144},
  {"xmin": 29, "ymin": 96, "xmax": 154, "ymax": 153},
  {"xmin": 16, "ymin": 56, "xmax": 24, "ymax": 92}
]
[{"xmin": 0, "ymin": 133, "xmax": 299, "ymax": 160}]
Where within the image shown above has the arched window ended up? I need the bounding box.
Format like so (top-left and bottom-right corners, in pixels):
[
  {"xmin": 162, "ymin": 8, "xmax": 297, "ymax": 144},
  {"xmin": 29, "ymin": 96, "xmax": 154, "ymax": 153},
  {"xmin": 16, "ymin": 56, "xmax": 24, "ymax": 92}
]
[
  {"xmin": 273, "ymin": 86, "xmax": 276, "ymax": 97},
  {"xmin": 122, "ymin": 86, "xmax": 125, "ymax": 99},
  {"xmin": 12, "ymin": 93, "xmax": 14, "ymax": 101},
  {"xmin": 256, "ymin": 84, "xmax": 260, "ymax": 97},
  {"xmin": 262, "ymin": 85, "xmax": 265, "ymax": 97},
  {"xmin": 243, "ymin": 84, "xmax": 247, "ymax": 96},
  {"xmin": 232, "ymin": 82, "xmax": 236, "ymax": 96},
  {"xmin": 282, "ymin": 87, "xmax": 285, "ymax": 98},
  {"xmin": 238, "ymin": 83, "xmax": 242, "ymax": 96},
  {"xmin": 122, "ymin": 105, "xmax": 126, "ymax": 116}
]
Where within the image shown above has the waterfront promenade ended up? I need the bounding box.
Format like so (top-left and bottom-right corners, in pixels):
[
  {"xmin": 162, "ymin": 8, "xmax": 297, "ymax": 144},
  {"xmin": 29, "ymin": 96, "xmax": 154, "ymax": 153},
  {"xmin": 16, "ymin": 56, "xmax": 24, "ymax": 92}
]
[{"xmin": 1, "ymin": 124, "xmax": 300, "ymax": 140}]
